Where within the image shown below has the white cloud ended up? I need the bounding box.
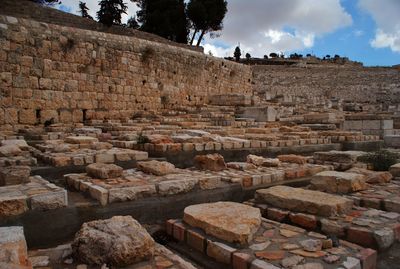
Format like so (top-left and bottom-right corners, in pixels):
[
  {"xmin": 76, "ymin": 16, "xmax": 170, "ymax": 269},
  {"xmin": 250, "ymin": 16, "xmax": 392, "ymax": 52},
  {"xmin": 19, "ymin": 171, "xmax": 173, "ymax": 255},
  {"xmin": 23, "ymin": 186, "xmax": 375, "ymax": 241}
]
[
  {"xmin": 359, "ymin": 0, "xmax": 400, "ymax": 52},
  {"xmin": 202, "ymin": 0, "xmax": 352, "ymax": 57}
]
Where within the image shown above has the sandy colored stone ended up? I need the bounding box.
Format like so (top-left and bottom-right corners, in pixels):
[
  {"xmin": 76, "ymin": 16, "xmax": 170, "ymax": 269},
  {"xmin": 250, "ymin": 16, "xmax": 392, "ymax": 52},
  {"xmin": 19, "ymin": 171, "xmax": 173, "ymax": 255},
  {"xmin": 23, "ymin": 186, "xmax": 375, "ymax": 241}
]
[
  {"xmin": 72, "ymin": 216, "xmax": 155, "ymax": 267},
  {"xmin": 0, "ymin": 145, "xmax": 21, "ymax": 157},
  {"xmin": 389, "ymin": 163, "xmax": 400, "ymax": 177},
  {"xmin": 193, "ymin": 153, "xmax": 226, "ymax": 171},
  {"xmin": 0, "ymin": 226, "xmax": 31, "ymax": 268},
  {"xmin": 0, "ymin": 166, "xmax": 31, "ymax": 186},
  {"xmin": 65, "ymin": 136, "xmax": 98, "ymax": 144},
  {"xmin": 256, "ymin": 186, "xmax": 353, "ymax": 217},
  {"xmin": 137, "ymin": 160, "xmax": 175, "ymax": 176},
  {"xmin": 310, "ymin": 171, "xmax": 367, "ymax": 194},
  {"xmin": 86, "ymin": 163, "xmax": 123, "ymax": 179},
  {"xmin": 347, "ymin": 167, "xmax": 392, "ymax": 184},
  {"xmin": 277, "ymin": 155, "xmax": 307, "ymax": 164},
  {"xmin": 183, "ymin": 202, "xmax": 261, "ymax": 245}
]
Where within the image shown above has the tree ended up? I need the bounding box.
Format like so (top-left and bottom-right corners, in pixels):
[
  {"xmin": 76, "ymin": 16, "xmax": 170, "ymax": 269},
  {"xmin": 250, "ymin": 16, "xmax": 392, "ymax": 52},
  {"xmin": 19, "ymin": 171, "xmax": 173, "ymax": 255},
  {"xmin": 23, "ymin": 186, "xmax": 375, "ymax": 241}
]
[
  {"xmin": 97, "ymin": 0, "xmax": 127, "ymax": 27},
  {"xmin": 234, "ymin": 46, "xmax": 241, "ymax": 61},
  {"xmin": 78, "ymin": 1, "xmax": 93, "ymax": 19},
  {"xmin": 187, "ymin": 0, "xmax": 228, "ymax": 46},
  {"xmin": 133, "ymin": 0, "xmax": 189, "ymax": 43},
  {"xmin": 126, "ymin": 16, "xmax": 139, "ymax": 29},
  {"xmin": 263, "ymin": 55, "xmax": 268, "ymax": 59},
  {"xmin": 325, "ymin": 54, "xmax": 331, "ymax": 59},
  {"xmin": 245, "ymin": 53, "xmax": 251, "ymax": 60},
  {"xmin": 269, "ymin": 52, "xmax": 278, "ymax": 58},
  {"xmin": 30, "ymin": 0, "xmax": 60, "ymax": 6}
]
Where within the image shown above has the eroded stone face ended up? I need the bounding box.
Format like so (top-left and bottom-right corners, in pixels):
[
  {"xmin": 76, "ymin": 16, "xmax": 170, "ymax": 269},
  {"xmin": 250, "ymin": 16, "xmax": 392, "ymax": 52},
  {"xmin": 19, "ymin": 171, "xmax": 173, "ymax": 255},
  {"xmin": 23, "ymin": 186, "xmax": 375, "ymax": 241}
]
[
  {"xmin": 183, "ymin": 202, "xmax": 261, "ymax": 245},
  {"xmin": 65, "ymin": 136, "xmax": 98, "ymax": 145},
  {"xmin": 0, "ymin": 226, "xmax": 31, "ymax": 268},
  {"xmin": 137, "ymin": 160, "xmax": 176, "ymax": 176},
  {"xmin": 256, "ymin": 186, "xmax": 353, "ymax": 217},
  {"xmin": 72, "ymin": 216, "xmax": 155, "ymax": 267},
  {"xmin": 310, "ymin": 171, "xmax": 368, "ymax": 194},
  {"xmin": 193, "ymin": 153, "xmax": 226, "ymax": 171},
  {"xmin": 86, "ymin": 163, "xmax": 123, "ymax": 179},
  {"xmin": 389, "ymin": 163, "xmax": 400, "ymax": 177},
  {"xmin": 0, "ymin": 166, "xmax": 31, "ymax": 186}
]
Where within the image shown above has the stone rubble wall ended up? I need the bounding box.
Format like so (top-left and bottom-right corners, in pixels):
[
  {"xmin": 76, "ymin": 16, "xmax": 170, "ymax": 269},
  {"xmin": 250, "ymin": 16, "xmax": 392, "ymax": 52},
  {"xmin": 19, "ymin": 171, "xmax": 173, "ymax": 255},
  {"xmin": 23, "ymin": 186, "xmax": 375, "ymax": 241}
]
[
  {"xmin": 0, "ymin": 15, "xmax": 252, "ymax": 128},
  {"xmin": 252, "ymin": 65, "xmax": 400, "ymax": 106}
]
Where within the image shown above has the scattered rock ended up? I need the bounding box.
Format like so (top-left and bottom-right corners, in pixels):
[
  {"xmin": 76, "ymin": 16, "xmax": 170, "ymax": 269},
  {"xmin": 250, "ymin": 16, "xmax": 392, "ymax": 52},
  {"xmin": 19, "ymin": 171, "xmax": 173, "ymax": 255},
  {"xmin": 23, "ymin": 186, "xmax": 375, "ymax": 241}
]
[
  {"xmin": 250, "ymin": 241, "xmax": 271, "ymax": 251},
  {"xmin": 342, "ymin": 257, "xmax": 361, "ymax": 269},
  {"xmin": 86, "ymin": 163, "xmax": 123, "ymax": 179},
  {"xmin": 300, "ymin": 239, "xmax": 322, "ymax": 252},
  {"xmin": 310, "ymin": 171, "xmax": 367, "ymax": 194},
  {"xmin": 255, "ymin": 250, "xmax": 285, "ymax": 261},
  {"xmin": 277, "ymin": 155, "xmax": 307, "ymax": 164},
  {"xmin": 137, "ymin": 160, "xmax": 175, "ymax": 176},
  {"xmin": 72, "ymin": 216, "xmax": 155, "ymax": 267},
  {"xmin": 227, "ymin": 162, "xmax": 257, "ymax": 170},
  {"xmin": 281, "ymin": 255, "xmax": 305, "ymax": 268},
  {"xmin": 183, "ymin": 202, "xmax": 261, "ymax": 245},
  {"xmin": 323, "ymin": 255, "xmax": 340, "ymax": 264},
  {"xmin": 194, "ymin": 153, "xmax": 226, "ymax": 171}
]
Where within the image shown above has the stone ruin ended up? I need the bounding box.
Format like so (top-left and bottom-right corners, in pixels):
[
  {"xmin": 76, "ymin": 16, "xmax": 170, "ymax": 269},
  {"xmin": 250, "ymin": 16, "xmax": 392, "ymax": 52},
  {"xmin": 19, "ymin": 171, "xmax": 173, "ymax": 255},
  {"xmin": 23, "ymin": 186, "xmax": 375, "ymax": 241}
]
[{"xmin": 0, "ymin": 1, "xmax": 400, "ymax": 269}]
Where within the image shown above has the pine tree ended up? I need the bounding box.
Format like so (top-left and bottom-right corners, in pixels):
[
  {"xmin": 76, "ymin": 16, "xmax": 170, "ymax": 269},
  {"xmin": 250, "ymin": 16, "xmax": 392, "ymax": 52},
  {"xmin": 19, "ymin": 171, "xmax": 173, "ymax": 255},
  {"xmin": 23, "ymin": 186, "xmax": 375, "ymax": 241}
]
[
  {"xmin": 97, "ymin": 0, "xmax": 127, "ymax": 27},
  {"xmin": 234, "ymin": 46, "xmax": 241, "ymax": 61},
  {"xmin": 79, "ymin": 1, "xmax": 93, "ymax": 20}
]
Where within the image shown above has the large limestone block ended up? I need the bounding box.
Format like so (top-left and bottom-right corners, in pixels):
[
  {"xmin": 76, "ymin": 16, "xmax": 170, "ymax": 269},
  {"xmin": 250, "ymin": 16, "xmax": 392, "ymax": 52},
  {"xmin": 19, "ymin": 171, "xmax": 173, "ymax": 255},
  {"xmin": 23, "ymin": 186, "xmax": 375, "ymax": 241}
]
[
  {"xmin": 0, "ymin": 166, "xmax": 31, "ymax": 186},
  {"xmin": 346, "ymin": 167, "xmax": 392, "ymax": 184},
  {"xmin": 1, "ymin": 139, "xmax": 29, "ymax": 150},
  {"xmin": 310, "ymin": 171, "xmax": 368, "ymax": 194},
  {"xmin": 183, "ymin": 202, "xmax": 261, "ymax": 245},
  {"xmin": 277, "ymin": 155, "xmax": 307, "ymax": 164},
  {"xmin": 255, "ymin": 186, "xmax": 353, "ymax": 217},
  {"xmin": 0, "ymin": 226, "xmax": 31, "ymax": 268},
  {"xmin": 194, "ymin": 153, "xmax": 227, "ymax": 171},
  {"xmin": 65, "ymin": 136, "xmax": 98, "ymax": 144},
  {"xmin": 86, "ymin": 163, "xmax": 123, "ymax": 179},
  {"xmin": 390, "ymin": 163, "xmax": 400, "ymax": 177},
  {"xmin": 0, "ymin": 145, "xmax": 21, "ymax": 157},
  {"xmin": 313, "ymin": 151, "xmax": 365, "ymax": 164},
  {"xmin": 137, "ymin": 160, "xmax": 175, "ymax": 176},
  {"xmin": 72, "ymin": 216, "xmax": 155, "ymax": 267},
  {"xmin": 247, "ymin": 154, "xmax": 280, "ymax": 167}
]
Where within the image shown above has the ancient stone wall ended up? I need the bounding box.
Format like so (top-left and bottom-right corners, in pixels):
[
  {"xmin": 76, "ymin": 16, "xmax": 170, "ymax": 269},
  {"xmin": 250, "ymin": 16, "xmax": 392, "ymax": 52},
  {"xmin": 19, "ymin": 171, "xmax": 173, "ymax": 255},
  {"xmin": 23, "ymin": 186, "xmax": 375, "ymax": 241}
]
[
  {"xmin": 252, "ymin": 65, "xmax": 400, "ymax": 106},
  {"xmin": 0, "ymin": 15, "xmax": 252, "ymax": 128}
]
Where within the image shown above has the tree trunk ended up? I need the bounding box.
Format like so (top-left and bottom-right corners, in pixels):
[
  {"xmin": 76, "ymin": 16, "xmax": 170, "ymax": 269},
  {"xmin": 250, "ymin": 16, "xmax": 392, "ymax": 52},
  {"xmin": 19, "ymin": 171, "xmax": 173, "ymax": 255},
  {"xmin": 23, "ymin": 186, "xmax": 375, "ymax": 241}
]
[
  {"xmin": 190, "ymin": 29, "xmax": 198, "ymax": 45},
  {"xmin": 196, "ymin": 30, "xmax": 205, "ymax": 46}
]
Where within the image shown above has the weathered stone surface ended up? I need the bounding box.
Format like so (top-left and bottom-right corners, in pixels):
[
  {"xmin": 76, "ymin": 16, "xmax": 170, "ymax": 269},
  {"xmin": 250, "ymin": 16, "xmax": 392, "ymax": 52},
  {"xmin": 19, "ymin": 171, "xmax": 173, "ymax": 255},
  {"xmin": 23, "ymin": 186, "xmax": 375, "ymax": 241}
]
[
  {"xmin": 247, "ymin": 155, "xmax": 280, "ymax": 167},
  {"xmin": 390, "ymin": 163, "xmax": 400, "ymax": 177},
  {"xmin": 86, "ymin": 163, "xmax": 123, "ymax": 179},
  {"xmin": 0, "ymin": 145, "xmax": 21, "ymax": 157},
  {"xmin": 72, "ymin": 216, "xmax": 155, "ymax": 267},
  {"xmin": 256, "ymin": 186, "xmax": 353, "ymax": 217},
  {"xmin": 346, "ymin": 167, "xmax": 392, "ymax": 184},
  {"xmin": 310, "ymin": 171, "xmax": 368, "ymax": 194},
  {"xmin": 227, "ymin": 162, "xmax": 257, "ymax": 170},
  {"xmin": 281, "ymin": 255, "xmax": 305, "ymax": 268},
  {"xmin": 183, "ymin": 202, "xmax": 261, "ymax": 245},
  {"xmin": 30, "ymin": 190, "xmax": 67, "ymax": 211},
  {"xmin": 137, "ymin": 160, "xmax": 175, "ymax": 176},
  {"xmin": 108, "ymin": 185, "xmax": 156, "ymax": 203},
  {"xmin": 0, "ymin": 166, "xmax": 31, "ymax": 186},
  {"xmin": 278, "ymin": 155, "xmax": 307, "ymax": 164},
  {"xmin": 194, "ymin": 153, "xmax": 226, "ymax": 171},
  {"xmin": 313, "ymin": 151, "xmax": 365, "ymax": 164},
  {"xmin": 299, "ymin": 239, "xmax": 322, "ymax": 252},
  {"xmin": 0, "ymin": 194, "xmax": 28, "ymax": 217},
  {"xmin": 0, "ymin": 226, "xmax": 31, "ymax": 268},
  {"xmin": 158, "ymin": 179, "xmax": 197, "ymax": 196},
  {"xmin": 65, "ymin": 136, "xmax": 98, "ymax": 144},
  {"xmin": 1, "ymin": 139, "xmax": 29, "ymax": 149}
]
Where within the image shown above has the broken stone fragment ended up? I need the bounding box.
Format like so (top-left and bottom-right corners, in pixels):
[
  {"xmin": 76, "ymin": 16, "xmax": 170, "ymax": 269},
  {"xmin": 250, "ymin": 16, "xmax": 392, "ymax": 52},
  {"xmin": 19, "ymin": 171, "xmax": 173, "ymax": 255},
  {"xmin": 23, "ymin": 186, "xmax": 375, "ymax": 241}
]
[
  {"xmin": 278, "ymin": 154, "xmax": 307, "ymax": 164},
  {"xmin": 0, "ymin": 166, "xmax": 31, "ymax": 186},
  {"xmin": 86, "ymin": 163, "xmax": 123, "ymax": 179},
  {"xmin": 72, "ymin": 216, "xmax": 155, "ymax": 267},
  {"xmin": 227, "ymin": 162, "xmax": 257, "ymax": 170},
  {"xmin": 247, "ymin": 154, "xmax": 281, "ymax": 167},
  {"xmin": 281, "ymin": 255, "xmax": 305, "ymax": 268},
  {"xmin": 256, "ymin": 186, "xmax": 353, "ymax": 217},
  {"xmin": 300, "ymin": 239, "xmax": 322, "ymax": 252},
  {"xmin": 137, "ymin": 160, "xmax": 175, "ymax": 176},
  {"xmin": 310, "ymin": 171, "xmax": 368, "ymax": 194},
  {"xmin": 193, "ymin": 153, "xmax": 226, "ymax": 171},
  {"xmin": 183, "ymin": 202, "xmax": 261, "ymax": 245},
  {"xmin": 389, "ymin": 163, "xmax": 400, "ymax": 177},
  {"xmin": 65, "ymin": 136, "xmax": 98, "ymax": 144}
]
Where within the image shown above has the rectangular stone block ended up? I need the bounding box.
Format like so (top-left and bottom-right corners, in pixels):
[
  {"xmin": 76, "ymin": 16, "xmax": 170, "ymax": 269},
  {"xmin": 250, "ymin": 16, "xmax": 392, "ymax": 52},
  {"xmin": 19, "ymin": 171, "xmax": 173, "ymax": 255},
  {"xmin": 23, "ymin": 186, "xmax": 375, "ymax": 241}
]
[
  {"xmin": 0, "ymin": 226, "xmax": 30, "ymax": 268},
  {"xmin": 256, "ymin": 186, "xmax": 353, "ymax": 217}
]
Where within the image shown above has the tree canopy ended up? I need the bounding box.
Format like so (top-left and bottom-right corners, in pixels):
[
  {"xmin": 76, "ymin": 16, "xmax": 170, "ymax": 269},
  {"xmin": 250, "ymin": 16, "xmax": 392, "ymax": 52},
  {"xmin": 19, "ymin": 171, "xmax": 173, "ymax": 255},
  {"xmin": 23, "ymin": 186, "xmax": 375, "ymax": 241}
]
[
  {"xmin": 78, "ymin": 1, "xmax": 93, "ymax": 19},
  {"xmin": 126, "ymin": 16, "xmax": 139, "ymax": 29},
  {"xmin": 97, "ymin": 0, "xmax": 127, "ymax": 27},
  {"xmin": 132, "ymin": 0, "xmax": 188, "ymax": 43},
  {"xmin": 187, "ymin": 0, "xmax": 227, "ymax": 46},
  {"xmin": 234, "ymin": 46, "xmax": 241, "ymax": 61}
]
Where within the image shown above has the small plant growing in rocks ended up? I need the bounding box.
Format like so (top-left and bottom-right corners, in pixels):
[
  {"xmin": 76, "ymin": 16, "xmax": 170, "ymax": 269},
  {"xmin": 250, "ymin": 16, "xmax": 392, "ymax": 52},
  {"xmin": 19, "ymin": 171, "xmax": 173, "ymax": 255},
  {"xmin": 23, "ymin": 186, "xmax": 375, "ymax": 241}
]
[
  {"xmin": 359, "ymin": 150, "xmax": 399, "ymax": 171},
  {"xmin": 137, "ymin": 133, "xmax": 150, "ymax": 144}
]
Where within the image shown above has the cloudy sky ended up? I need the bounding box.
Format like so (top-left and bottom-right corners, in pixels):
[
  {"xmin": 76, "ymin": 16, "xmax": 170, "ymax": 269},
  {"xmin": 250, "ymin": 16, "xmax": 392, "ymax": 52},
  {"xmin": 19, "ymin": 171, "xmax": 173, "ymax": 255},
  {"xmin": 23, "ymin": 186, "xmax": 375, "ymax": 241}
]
[{"xmin": 58, "ymin": 0, "xmax": 400, "ymax": 66}]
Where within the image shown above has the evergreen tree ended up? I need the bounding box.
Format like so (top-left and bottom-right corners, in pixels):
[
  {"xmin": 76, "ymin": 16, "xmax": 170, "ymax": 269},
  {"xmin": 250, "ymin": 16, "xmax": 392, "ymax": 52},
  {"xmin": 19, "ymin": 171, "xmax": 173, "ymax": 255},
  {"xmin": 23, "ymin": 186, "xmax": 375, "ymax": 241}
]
[
  {"xmin": 126, "ymin": 16, "xmax": 139, "ymax": 29},
  {"xmin": 245, "ymin": 53, "xmax": 251, "ymax": 60},
  {"xmin": 133, "ymin": 0, "xmax": 189, "ymax": 43},
  {"xmin": 97, "ymin": 0, "xmax": 127, "ymax": 27},
  {"xmin": 79, "ymin": 1, "xmax": 93, "ymax": 19},
  {"xmin": 187, "ymin": 0, "xmax": 228, "ymax": 46},
  {"xmin": 234, "ymin": 46, "xmax": 241, "ymax": 61}
]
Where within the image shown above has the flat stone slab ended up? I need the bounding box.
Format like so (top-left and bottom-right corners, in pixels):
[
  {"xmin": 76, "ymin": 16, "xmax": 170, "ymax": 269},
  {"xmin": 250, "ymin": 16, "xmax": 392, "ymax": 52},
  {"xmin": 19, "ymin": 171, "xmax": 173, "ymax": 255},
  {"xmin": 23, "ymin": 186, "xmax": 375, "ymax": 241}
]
[
  {"xmin": 65, "ymin": 136, "xmax": 98, "ymax": 144},
  {"xmin": 313, "ymin": 151, "xmax": 365, "ymax": 164},
  {"xmin": 256, "ymin": 186, "xmax": 353, "ymax": 217},
  {"xmin": 86, "ymin": 163, "xmax": 123, "ymax": 179},
  {"xmin": 183, "ymin": 202, "xmax": 261, "ymax": 245},
  {"xmin": 390, "ymin": 163, "xmax": 400, "ymax": 177},
  {"xmin": 310, "ymin": 171, "xmax": 368, "ymax": 194}
]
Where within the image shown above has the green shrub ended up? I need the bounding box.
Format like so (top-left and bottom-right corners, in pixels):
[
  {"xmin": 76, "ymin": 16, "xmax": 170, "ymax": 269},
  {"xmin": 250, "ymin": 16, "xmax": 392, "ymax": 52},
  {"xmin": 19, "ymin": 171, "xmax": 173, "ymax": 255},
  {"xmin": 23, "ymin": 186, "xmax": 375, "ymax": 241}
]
[
  {"xmin": 359, "ymin": 150, "xmax": 399, "ymax": 171},
  {"xmin": 137, "ymin": 133, "xmax": 150, "ymax": 144}
]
